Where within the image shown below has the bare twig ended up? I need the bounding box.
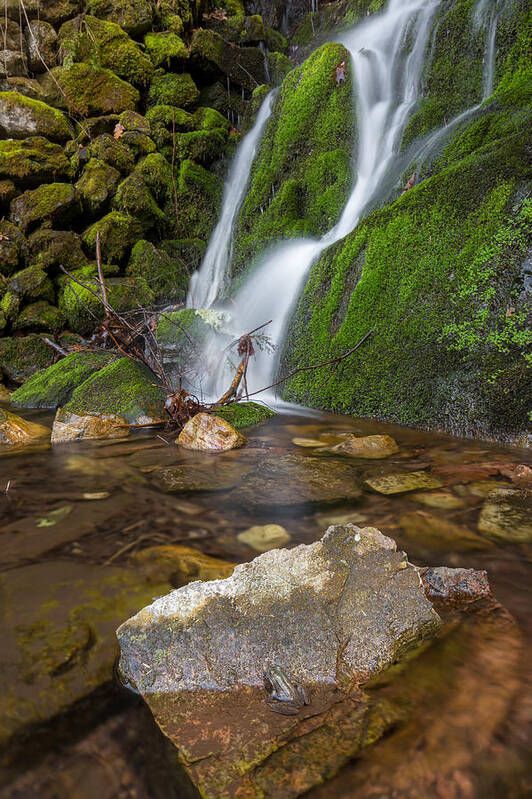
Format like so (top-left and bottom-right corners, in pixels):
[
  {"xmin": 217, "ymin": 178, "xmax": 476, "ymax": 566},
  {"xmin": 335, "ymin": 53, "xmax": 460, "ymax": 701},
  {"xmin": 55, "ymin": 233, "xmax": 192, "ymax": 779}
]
[
  {"xmin": 95, "ymin": 231, "xmax": 110, "ymax": 316},
  {"xmin": 43, "ymin": 337, "xmax": 69, "ymax": 357}
]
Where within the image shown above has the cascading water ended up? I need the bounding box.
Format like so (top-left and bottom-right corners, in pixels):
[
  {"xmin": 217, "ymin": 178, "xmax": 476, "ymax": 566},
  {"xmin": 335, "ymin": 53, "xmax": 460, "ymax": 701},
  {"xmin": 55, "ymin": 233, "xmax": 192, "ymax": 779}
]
[
  {"xmin": 187, "ymin": 0, "xmax": 504, "ymax": 405},
  {"xmin": 187, "ymin": 90, "xmax": 276, "ymax": 309}
]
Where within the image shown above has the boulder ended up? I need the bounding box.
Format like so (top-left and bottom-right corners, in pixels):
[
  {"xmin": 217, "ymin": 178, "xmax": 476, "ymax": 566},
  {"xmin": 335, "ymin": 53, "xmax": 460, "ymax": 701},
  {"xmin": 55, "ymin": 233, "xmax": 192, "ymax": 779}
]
[
  {"xmin": 8, "ymin": 264, "xmax": 54, "ymax": 303},
  {"xmin": 190, "ymin": 28, "xmax": 268, "ymax": 91},
  {"xmin": 112, "ymin": 172, "xmax": 164, "ymax": 228},
  {"xmin": 148, "ymin": 72, "xmax": 199, "ymax": 109},
  {"xmin": 0, "ymin": 91, "xmax": 70, "ymax": 142},
  {"xmin": 408, "ymin": 490, "xmax": 466, "ymax": 509},
  {"xmin": 11, "ymin": 351, "xmax": 115, "ymax": 409},
  {"xmin": 82, "ymin": 211, "xmax": 143, "ymax": 264},
  {"xmin": 126, "ymin": 238, "xmax": 187, "ymax": 302},
  {"xmin": 0, "ymin": 49, "xmax": 28, "ymax": 78},
  {"xmin": 153, "ymin": 460, "xmax": 253, "ymax": 493},
  {"xmin": 75, "ymin": 158, "xmax": 121, "ymax": 215},
  {"xmin": 478, "ymin": 488, "xmax": 532, "ymax": 543},
  {"xmin": 40, "ymin": 64, "xmax": 139, "ymax": 116},
  {"xmin": 116, "ymin": 525, "xmax": 441, "ymax": 799},
  {"xmin": 215, "ymin": 401, "xmax": 275, "ymax": 429},
  {"xmin": 88, "ymin": 132, "xmax": 135, "ymax": 173},
  {"xmin": 178, "ymin": 413, "xmax": 247, "ymax": 452},
  {"xmin": 237, "ymin": 523, "xmax": 291, "ymax": 552},
  {"xmin": 0, "ymin": 407, "xmax": 50, "ymax": 445},
  {"xmin": 86, "ymin": 0, "xmax": 153, "ymax": 37},
  {"xmin": 131, "ymin": 544, "xmax": 235, "ymax": 585},
  {"xmin": 28, "ymin": 229, "xmax": 89, "ymax": 273},
  {"xmin": 0, "ymin": 334, "xmax": 54, "ymax": 383},
  {"xmin": 365, "ymin": 471, "xmax": 443, "ymax": 495},
  {"xmin": 0, "ymin": 220, "xmax": 24, "ymax": 275},
  {"xmin": 10, "ymin": 182, "xmax": 80, "ymax": 233},
  {"xmin": 233, "ymin": 453, "xmax": 362, "ymax": 508},
  {"xmin": 25, "ymin": 20, "xmax": 58, "ymax": 72},
  {"xmin": 51, "ymin": 409, "xmax": 130, "ymax": 443},
  {"xmin": 420, "ymin": 566, "xmax": 495, "ymax": 612},
  {"xmin": 0, "ymin": 136, "xmax": 72, "ymax": 187},
  {"xmin": 13, "ymin": 301, "xmax": 66, "ymax": 333},
  {"xmin": 398, "ymin": 511, "xmax": 493, "ymax": 554},
  {"xmin": 4, "ymin": 0, "xmax": 82, "ymax": 25},
  {"xmin": 321, "ymin": 433, "xmax": 399, "ymax": 459},
  {"xmin": 144, "ymin": 31, "xmax": 188, "ymax": 67}
]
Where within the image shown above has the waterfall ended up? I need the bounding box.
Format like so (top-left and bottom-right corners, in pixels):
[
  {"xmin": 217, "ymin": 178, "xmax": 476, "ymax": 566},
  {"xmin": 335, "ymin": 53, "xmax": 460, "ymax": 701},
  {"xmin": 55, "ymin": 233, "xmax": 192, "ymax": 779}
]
[
  {"xmin": 186, "ymin": 0, "xmax": 504, "ymax": 405},
  {"xmin": 187, "ymin": 91, "xmax": 276, "ymax": 309}
]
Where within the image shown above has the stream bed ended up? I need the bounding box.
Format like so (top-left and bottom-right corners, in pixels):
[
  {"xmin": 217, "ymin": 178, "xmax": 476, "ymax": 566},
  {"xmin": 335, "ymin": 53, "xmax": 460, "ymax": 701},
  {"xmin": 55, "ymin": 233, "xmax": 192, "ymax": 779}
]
[{"xmin": 0, "ymin": 406, "xmax": 531, "ymax": 798}]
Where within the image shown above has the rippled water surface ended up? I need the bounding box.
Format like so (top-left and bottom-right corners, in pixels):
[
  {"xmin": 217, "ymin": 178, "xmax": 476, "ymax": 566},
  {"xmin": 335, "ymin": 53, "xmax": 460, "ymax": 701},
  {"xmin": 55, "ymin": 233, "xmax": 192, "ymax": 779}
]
[{"xmin": 1, "ymin": 406, "xmax": 530, "ymax": 798}]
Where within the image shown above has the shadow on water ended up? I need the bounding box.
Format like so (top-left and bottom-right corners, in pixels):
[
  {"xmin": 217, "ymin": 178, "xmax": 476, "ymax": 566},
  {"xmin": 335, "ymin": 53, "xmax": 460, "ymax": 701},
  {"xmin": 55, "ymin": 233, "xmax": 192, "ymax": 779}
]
[{"xmin": 0, "ymin": 406, "xmax": 530, "ymax": 797}]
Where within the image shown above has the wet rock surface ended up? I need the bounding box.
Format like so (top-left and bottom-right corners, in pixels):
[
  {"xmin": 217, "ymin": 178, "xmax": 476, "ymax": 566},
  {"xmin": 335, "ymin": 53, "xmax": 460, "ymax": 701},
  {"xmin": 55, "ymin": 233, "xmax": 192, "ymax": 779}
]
[
  {"xmin": 478, "ymin": 488, "xmax": 532, "ymax": 544},
  {"xmin": 117, "ymin": 526, "xmax": 441, "ymax": 799},
  {"xmin": 0, "ymin": 408, "xmax": 50, "ymax": 445},
  {"xmin": 178, "ymin": 413, "xmax": 247, "ymax": 452}
]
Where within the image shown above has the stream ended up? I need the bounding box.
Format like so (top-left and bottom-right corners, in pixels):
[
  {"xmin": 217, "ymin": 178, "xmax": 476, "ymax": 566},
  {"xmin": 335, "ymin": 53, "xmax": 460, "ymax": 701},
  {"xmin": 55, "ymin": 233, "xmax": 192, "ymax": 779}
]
[{"xmin": 0, "ymin": 405, "xmax": 531, "ymax": 797}]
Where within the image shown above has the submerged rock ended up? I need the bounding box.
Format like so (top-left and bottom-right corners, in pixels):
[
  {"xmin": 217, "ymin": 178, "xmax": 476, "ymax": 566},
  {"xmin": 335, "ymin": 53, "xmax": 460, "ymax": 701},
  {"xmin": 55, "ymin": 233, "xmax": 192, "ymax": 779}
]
[
  {"xmin": 178, "ymin": 413, "xmax": 247, "ymax": 452},
  {"xmin": 420, "ymin": 566, "xmax": 495, "ymax": 612},
  {"xmin": 131, "ymin": 545, "xmax": 235, "ymax": 586},
  {"xmin": 153, "ymin": 460, "xmax": 252, "ymax": 493},
  {"xmin": 237, "ymin": 523, "xmax": 291, "ymax": 552},
  {"xmin": 399, "ymin": 511, "xmax": 493, "ymax": 553},
  {"xmin": 117, "ymin": 526, "xmax": 441, "ymax": 799},
  {"xmin": 51, "ymin": 409, "xmax": 129, "ymax": 443},
  {"xmin": 0, "ymin": 408, "xmax": 50, "ymax": 445},
  {"xmin": 477, "ymin": 488, "xmax": 532, "ymax": 544},
  {"xmin": 322, "ymin": 434, "xmax": 399, "ymax": 459},
  {"xmin": 365, "ymin": 471, "xmax": 443, "ymax": 495}
]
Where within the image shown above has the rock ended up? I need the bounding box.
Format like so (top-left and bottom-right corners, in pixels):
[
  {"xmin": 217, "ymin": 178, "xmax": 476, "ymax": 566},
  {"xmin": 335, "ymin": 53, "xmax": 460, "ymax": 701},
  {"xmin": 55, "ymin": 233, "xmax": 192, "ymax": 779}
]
[
  {"xmin": 173, "ymin": 159, "xmax": 223, "ymax": 242},
  {"xmin": 0, "ymin": 91, "xmax": 71, "ymax": 142},
  {"xmin": 0, "ymin": 220, "xmax": 24, "ymax": 275},
  {"xmin": 292, "ymin": 437, "xmax": 328, "ymax": 448},
  {"xmin": 467, "ymin": 479, "xmax": 512, "ymax": 497},
  {"xmin": 322, "ymin": 434, "xmax": 399, "ymax": 459},
  {"xmin": 153, "ymin": 460, "xmax": 253, "ymax": 493},
  {"xmin": 365, "ymin": 471, "xmax": 443, "ymax": 494},
  {"xmin": 0, "ymin": 177, "xmax": 16, "ymax": 208},
  {"xmin": 498, "ymin": 462, "xmax": 532, "ymax": 488},
  {"xmin": 408, "ymin": 490, "xmax": 466, "ymax": 509},
  {"xmin": 215, "ymin": 402, "xmax": 275, "ymax": 429},
  {"xmin": 88, "ymin": 132, "xmax": 135, "ymax": 173},
  {"xmin": 10, "ymin": 182, "xmax": 80, "ymax": 233},
  {"xmin": 234, "ymin": 453, "xmax": 363, "ymax": 508},
  {"xmin": 13, "ymin": 301, "xmax": 66, "ymax": 333},
  {"xmin": 0, "ymin": 136, "xmax": 72, "ymax": 187},
  {"xmin": 0, "ymin": 560, "xmax": 170, "ymax": 758},
  {"xmin": 51, "ymin": 409, "xmax": 130, "ymax": 443},
  {"xmin": 82, "ymin": 211, "xmax": 143, "ymax": 264},
  {"xmin": 477, "ymin": 488, "xmax": 532, "ymax": 543},
  {"xmin": 399, "ymin": 511, "xmax": 493, "ymax": 552},
  {"xmin": 190, "ymin": 29, "xmax": 268, "ymax": 91},
  {"xmin": 86, "ymin": 0, "xmax": 153, "ymax": 37},
  {"xmin": 0, "ymin": 334, "xmax": 54, "ymax": 383},
  {"xmin": 0, "ymin": 49, "xmax": 28, "ymax": 77},
  {"xmin": 116, "ymin": 526, "xmax": 441, "ymax": 799},
  {"xmin": 75, "ymin": 158, "xmax": 121, "ymax": 215},
  {"xmin": 28, "ymin": 229, "xmax": 89, "ymax": 273},
  {"xmin": 11, "ymin": 351, "xmax": 115, "ymax": 409},
  {"xmin": 0, "ymin": 408, "xmax": 50, "ymax": 445},
  {"xmin": 8, "ymin": 264, "xmax": 54, "ymax": 303},
  {"xmin": 127, "ymin": 238, "xmax": 187, "ymax": 303},
  {"xmin": 237, "ymin": 524, "xmax": 291, "ymax": 552},
  {"xmin": 64, "ymin": 357, "xmax": 166, "ymax": 424},
  {"xmin": 178, "ymin": 413, "xmax": 247, "ymax": 452},
  {"xmin": 25, "ymin": 20, "xmax": 58, "ymax": 72},
  {"xmin": 148, "ymin": 72, "xmax": 199, "ymax": 109},
  {"xmin": 4, "ymin": 0, "xmax": 81, "ymax": 25},
  {"xmin": 112, "ymin": 172, "xmax": 164, "ymax": 228},
  {"xmin": 315, "ymin": 510, "xmax": 368, "ymax": 528},
  {"xmin": 420, "ymin": 566, "xmax": 495, "ymax": 612},
  {"xmin": 131, "ymin": 545, "xmax": 235, "ymax": 585},
  {"xmin": 144, "ymin": 31, "xmax": 188, "ymax": 67},
  {"xmin": 0, "ymin": 384, "xmax": 11, "ymax": 401},
  {"xmin": 40, "ymin": 64, "xmax": 139, "ymax": 116}
]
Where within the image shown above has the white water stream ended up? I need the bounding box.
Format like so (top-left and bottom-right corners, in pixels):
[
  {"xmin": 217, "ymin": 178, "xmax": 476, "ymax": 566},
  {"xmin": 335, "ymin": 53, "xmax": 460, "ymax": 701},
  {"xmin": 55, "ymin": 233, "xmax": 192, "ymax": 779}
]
[{"xmin": 186, "ymin": 0, "xmax": 502, "ymax": 404}]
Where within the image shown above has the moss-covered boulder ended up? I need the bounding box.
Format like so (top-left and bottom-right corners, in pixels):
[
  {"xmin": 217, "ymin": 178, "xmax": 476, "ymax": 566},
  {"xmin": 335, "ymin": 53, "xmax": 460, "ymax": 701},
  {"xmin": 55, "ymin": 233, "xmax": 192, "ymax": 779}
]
[
  {"xmin": 11, "ymin": 351, "xmax": 115, "ymax": 409},
  {"xmin": 40, "ymin": 64, "xmax": 139, "ymax": 116},
  {"xmin": 190, "ymin": 28, "xmax": 268, "ymax": 91},
  {"xmin": 25, "ymin": 20, "xmax": 58, "ymax": 73},
  {"xmin": 134, "ymin": 152, "xmax": 172, "ymax": 204},
  {"xmin": 88, "ymin": 132, "xmax": 136, "ymax": 173},
  {"xmin": 0, "ymin": 179, "xmax": 16, "ymax": 210},
  {"xmin": 0, "ymin": 220, "xmax": 25, "ymax": 276},
  {"xmin": 8, "ymin": 265, "xmax": 54, "ymax": 303},
  {"xmin": 205, "ymin": 13, "xmax": 266, "ymax": 44},
  {"xmin": 10, "ymin": 182, "xmax": 80, "ymax": 233},
  {"xmin": 0, "ymin": 334, "xmax": 54, "ymax": 383},
  {"xmin": 127, "ymin": 239, "xmax": 187, "ymax": 301},
  {"xmin": 82, "ymin": 211, "xmax": 143, "ymax": 264},
  {"xmin": 75, "ymin": 158, "xmax": 121, "ymax": 215},
  {"xmin": 4, "ymin": 0, "xmax": 82, "ymax": 25},
  {"xmin": 62, "ymin": 357, "xmax": 167, "ymax": 423},
  {"xmin": 112, "ymin": 173, "xmax": 165, "ymax": 229},
  {"xmin": 114, "ymin": 130, "xmax": 157, "ymax": 159},
  {"xmin": 0, "ymin": 92, "xmax": 71, "ymax": 142},
  {"xmin": 173, "ymin": 159, "xmax": 223, "ymax": 242},
  {"xmin": 118, "ymin": 109, "xmax": 151, "ymax": 135},
  {"xmin": 230, "ymin": 42, "xmax": 355, "ymax": 278},
  {"xmin": 144, "ymin": 31, "xmax": 188, "ymax": 68},
  {"xmin": 145, "ymin": 104, "xmax": 195, "ymax": 150},
  {"xmin": 215, "ymin": 401, "xmax": 275, "ymax": 429},
  {"xmin": 86, "ymin": 0, "xmax": 153, "ymax": 37},
  {"xmin": 27, "ymin": 229, "xmax": 89, "ymax": 274},
  {"xmin": 148, "ymin": 72, "xmax": 199, "ymax": 108},
  {"xmin": 0, "ymin": 137, "xmax": 72, "ymax": 187},
  {"xmin": 13, "ymin": 301, "xmax": 66, "ymax": 333},
  {"xmin": 58, "ymin": 15, "xmax": 154, "ymax": 89}
]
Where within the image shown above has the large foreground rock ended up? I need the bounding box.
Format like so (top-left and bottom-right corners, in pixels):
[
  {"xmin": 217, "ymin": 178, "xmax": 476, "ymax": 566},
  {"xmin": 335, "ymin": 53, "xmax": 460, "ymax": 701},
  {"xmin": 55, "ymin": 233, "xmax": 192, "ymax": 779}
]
[{"xmin": 117, "ymin": 526, "xmax": 441, "ymax": 798}]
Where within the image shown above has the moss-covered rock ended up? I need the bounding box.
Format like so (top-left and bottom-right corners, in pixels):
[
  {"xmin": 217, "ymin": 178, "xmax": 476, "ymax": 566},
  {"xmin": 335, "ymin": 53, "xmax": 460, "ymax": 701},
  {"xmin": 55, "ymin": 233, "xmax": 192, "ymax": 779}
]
[
  {"xmin": 82, "ymin": 211, "xmax": 143, "ymax": 263},
  {"xmin": 0, "ymin": 334, "xmax": 54, "ymax": 383},
  {"xmin": 0, "ymin": 137, "xmax": 72, "ymax": 187},
  {"xmin": 63, "ymin": 357, "xmax": 166, "ymax": 423},
  {"xmin": 86, "ymin": 0, "xmax": 153, "ymax": 36},
  {"xmin": 230, "ymin": 42, "xmax": 355, "ymax": 278},
  {"xmin": 40, "ymin": 63, "xmax": 139, "ymax": 116},
  {"xmin": 215, "ymin": 401, "xmax": 275, "ymax": 429},
  {"xmin": 145, "ymin": 103, "xmax": 195, "ymax": 150},
  {"xmin": 0, "ymin": 179, "xmax": 16, "ymax": 210},
  {"xmin": 58, "ymin": 15, "xmax": 154, "ymax": 89},
  {"xmin": 4, "ymin": 0, "xmax": 82, "ymax": 25},
  {"xmin": 88, "ymin": 132, "xmax": 136, "ymax": 173},
  {"xmin": 190, "ymin": 28, "xmax": 268, "ymax": 91},
  {"xmin": 10, "ymin": 182, "xmax": 80, "ymax": 233},
  {"xmin": 75, "ymin": 158, "xmax": 121, "ymax": 215},
  {"xmin": 112, "ymin": 173, "xmax": 165, "ymax": 228},
  {"xmin": 0, "ymin": 92, "xmax": 71, "ymax": 142},
  {"xmin": 134, "ymin": 152, "xmax": 172, "ymax": 204},
  {"xmin": 148, "ymin": 71, "xmax": 199, "ymax": 108},
  {"xmin": 13, "ymin": 301, "xmax": 66, "ymax": 333},
  {"xmin": 25, "ymin": 20, "xmax": 58, "ymax": 73},
  {"xmin": 0, "ymin": 292, "xmax": 20, "ymax": 322},
  {"xmin": 173, "ymin": 159, "xmax": 223, "ymax": 242},
  {"xmin": 27, "ymin": 229, "xmax": 89, "ymax": 274},
  {"xmin": 0, "ymin": 220, "xmax": 25, "ymax": 276},
  {"xmin": 127, "ymin": 239, "xmax": 187, "ymax": 302},
  {"xmin": 8, "ymin": 265, "xmax": 54, "ymax": 303},
  {"xmin": 11, "ymin": 351, "xmax": 115, "ymax": 409},
  {"xmin": 117, "ymin": 130, "xmax": 157, "ymax": 159},
  {"xmin": 267, "ymin": 51, "xmax": 293, "ymax": 85},
  {"xmin": 118, "ymin": 109, "xmax": 151, "ymax": 135},
  {"xmin": 144, "ymin": 31, "xmax": 188, "ymax": 68}
]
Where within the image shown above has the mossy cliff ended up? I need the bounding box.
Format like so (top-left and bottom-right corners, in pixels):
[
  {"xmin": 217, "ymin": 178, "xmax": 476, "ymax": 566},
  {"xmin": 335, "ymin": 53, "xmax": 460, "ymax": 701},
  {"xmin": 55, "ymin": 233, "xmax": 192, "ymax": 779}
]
[
  {"xmin": 0, "ymin": 0, "xmax": 294, "ymax": 382},
  {"xmin": 278, "ymin": 0, "xmax": 532, "ymax": 442}
]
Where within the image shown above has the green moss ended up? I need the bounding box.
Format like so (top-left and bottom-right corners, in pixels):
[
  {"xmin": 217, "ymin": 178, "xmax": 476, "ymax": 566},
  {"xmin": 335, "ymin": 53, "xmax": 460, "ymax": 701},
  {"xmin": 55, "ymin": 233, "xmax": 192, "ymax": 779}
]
[
  {"xmin": 0, "ymin": 334, "xmax": 55, "ymax": 383},
  {"xmin": 1, "ymin": 292, "xmax": 20, "ymax": 321},
  {"xmin": 82, "ymin": 211, "xmax": 143, "ymax": 264},
  {"xmin": 88, "ymin": 133, "xmax": 136, "ymax": 174},
  {"xmin": 127, "ymin": 239, "xmax": 188, "ymax": 301},
  {"xmin": 265, "ymin": 27, "xmax": 287, "ymax": 54},
  {"xmin": 0, "ymin": 137, "xmax": 72, "ymax": 187},
  {"xmin": 230, "ymin": 43, "xmax": 355, "ymax": 279},
  {"xmin": 13, "ymin": 301, "xmax": 66, "ymax": 333},
  {"xmin": 117, "ymin": 131, "xmax": 157, "ymax": 159},
  {"xmin": 8, "ymin": 265, "xmax": 54, "ymax": 303},
  {"xmin": 148, "ymin": 72, "xmax": 199, "ymax": 109},
  {"xmin": 266, "ymin": 52, "xmax": 293, "ymax": 85},
  {"xmin": 75, "ymin": 158, "xmax": 121, "ymax": 215},
  {"xmin": 40, "ymin": 63, "xmax": 139, "ymax": 117},
  {"xmin": 0, "ymin": 92, "xmax": 71, "ymax": 142},
  {"xmin": 144, "ymin": 31, "xmax": 188, "ymax": 68},
  {"xmin": 11, "ymin": 351, "xmax": 115, "ymax": 409},
  {"xmin": 112, "ymin": 173, "xmax": 165, "ymax": 228},
  {"xmin": 173, "ymin": 159, "xmax": 223, "ymax": 242},
  {"xmin": 118, "ymin": 110, "xmax": 151, "ymax": 135},
  {"xmin": 145, "ymin": 104, "xmax": 194, "ymax": 150},
  {"xmin": 28, "ymin": 230, "xmax": 89, "ymax": 274},
  {"xmin": 215, "ymin": 401, "xmax": 275, "ymax": 429},
  {"xmin": 58, "ymin": 15, "xmax": 153, "ymax": 88},
  {"xmin": 64, "ymin": 357, "xmax": 166, "ymax": 422},
  {"xmin": 10, "ymin": 183, "xmax": 80, "ymax": 233},
  {"xmin": 190, "ymin": 29, "xmax": 267, "ymax": 91},
  {"xmin": 135, "ymin": 152, "xmax": 172, "ymax": 204},
  {"xmin": 172, "ymin": 128, "xmax": 228, "ymax": 164},
  {"xmin": 86, "ymin": 0, "xmax": 153, "ymax": 37}
]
